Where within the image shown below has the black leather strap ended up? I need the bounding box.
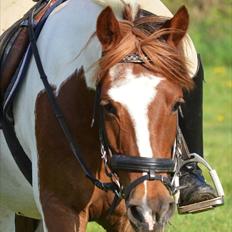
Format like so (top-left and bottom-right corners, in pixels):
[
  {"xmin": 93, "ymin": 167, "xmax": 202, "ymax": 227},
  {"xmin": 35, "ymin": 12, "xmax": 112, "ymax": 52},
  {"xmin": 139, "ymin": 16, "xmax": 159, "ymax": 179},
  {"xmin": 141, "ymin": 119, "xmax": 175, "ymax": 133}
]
[
  {"xmin": 123, "ymin": 174, "xmax": 174, "ymax": 200},
  {"xmin": 108, "ymin": 173, "xmax": 174, "ymax": 214},
  {"xmin": 2, "ymin": 116, "xmax": 32, "ymax": 184},
  {"xmin": 110, "ymin": 155, "xmax": 175, "ymax": 173},
  {"xmin": 179, "ymin": 54, "xmax": 204, "ymax": 156},
  {"xmin": 28, "ymin": 10, "xmax": 118, "ymax": 194}
]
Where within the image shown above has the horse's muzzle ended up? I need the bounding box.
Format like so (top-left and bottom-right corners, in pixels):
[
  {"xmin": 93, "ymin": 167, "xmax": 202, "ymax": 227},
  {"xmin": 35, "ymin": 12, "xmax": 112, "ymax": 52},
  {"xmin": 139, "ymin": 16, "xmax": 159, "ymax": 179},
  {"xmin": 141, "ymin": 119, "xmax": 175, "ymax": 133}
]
[{"xmin": 126, "ymin": 192, "xmax": 175, "ymax": 232}]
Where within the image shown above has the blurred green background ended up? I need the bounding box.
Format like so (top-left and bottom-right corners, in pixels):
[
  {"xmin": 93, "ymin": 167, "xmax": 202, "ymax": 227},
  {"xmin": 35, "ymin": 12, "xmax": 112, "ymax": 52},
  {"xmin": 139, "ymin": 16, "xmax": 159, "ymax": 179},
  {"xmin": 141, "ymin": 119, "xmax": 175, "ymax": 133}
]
[
  {"xmin": 88, "ymin": 0, "xmax": 232, "ymax": 231},
  {"xmin": 163, "ymin": 1, "xmax": 232, "ymax": 231}
]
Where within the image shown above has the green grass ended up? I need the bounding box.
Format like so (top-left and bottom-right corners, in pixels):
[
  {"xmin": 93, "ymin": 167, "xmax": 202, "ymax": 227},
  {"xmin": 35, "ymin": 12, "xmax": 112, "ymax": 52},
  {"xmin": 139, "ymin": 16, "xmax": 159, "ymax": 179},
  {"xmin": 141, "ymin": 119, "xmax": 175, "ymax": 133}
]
[
  {"xmin": 163, "ymin": 0, "xmax": 232, "ymax": 67},
  {"xmin": 87, "ymin": 222, "xmax": 105, "ymax": 232},
  {"xmin": 87, "ymin": 66, "xmax": 232, "ymax": 231},
  {"xmin": 165, "ymin": 66, "xmax": 232, "ymax": 232}
]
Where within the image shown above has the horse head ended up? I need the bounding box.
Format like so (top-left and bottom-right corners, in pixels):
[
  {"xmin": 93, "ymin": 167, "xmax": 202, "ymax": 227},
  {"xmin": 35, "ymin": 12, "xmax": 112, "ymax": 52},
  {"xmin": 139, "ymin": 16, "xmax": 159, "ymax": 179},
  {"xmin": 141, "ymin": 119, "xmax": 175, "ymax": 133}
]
[{"xmin": 96, "ymin": 5, "xmax": 193, "ymax": 231}]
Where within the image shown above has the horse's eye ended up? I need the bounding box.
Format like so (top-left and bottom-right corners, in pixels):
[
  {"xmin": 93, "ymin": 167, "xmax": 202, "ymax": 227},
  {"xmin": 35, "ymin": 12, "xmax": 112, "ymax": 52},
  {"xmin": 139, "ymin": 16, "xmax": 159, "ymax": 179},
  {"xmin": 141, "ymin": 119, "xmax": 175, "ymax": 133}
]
[
  {"xmin": 172, "ymin": 99, "xmax": 184, "ymax": 112},
  {"xmin": 103, "ymin": 103, "xmax": 117, "ymax": 115}
]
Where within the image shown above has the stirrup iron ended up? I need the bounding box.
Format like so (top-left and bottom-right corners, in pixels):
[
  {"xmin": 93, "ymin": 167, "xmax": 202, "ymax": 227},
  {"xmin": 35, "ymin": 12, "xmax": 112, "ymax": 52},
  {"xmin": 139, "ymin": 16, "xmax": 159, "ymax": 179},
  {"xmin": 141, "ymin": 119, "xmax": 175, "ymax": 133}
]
[{"xmin": 177, "ymin": 153, "xmax": 224, "ymax": 214}]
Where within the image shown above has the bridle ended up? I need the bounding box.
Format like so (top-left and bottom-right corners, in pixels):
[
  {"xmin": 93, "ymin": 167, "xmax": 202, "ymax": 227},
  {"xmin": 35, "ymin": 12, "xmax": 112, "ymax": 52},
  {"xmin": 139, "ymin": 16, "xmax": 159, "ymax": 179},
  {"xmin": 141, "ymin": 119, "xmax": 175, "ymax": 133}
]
[
  {"xmin": 91, "ymin": 53, "xmax": 191, "ymax": 211},
  {"xmin": 97, "ymin": 98, "xmax": 196, "ymax": 212}
]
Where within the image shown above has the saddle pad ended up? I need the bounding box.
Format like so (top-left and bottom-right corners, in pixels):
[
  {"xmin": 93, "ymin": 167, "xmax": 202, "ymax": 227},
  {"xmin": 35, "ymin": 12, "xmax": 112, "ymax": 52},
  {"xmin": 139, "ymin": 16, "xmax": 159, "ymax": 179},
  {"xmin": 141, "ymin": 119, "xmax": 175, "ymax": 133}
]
[
  {"xmin": 0, "ymin": 0, "xmax": 57, "ymax": 99},
  {"xmin": 0, "ymin": 0, "xmax": 67, "ymax": 184}
]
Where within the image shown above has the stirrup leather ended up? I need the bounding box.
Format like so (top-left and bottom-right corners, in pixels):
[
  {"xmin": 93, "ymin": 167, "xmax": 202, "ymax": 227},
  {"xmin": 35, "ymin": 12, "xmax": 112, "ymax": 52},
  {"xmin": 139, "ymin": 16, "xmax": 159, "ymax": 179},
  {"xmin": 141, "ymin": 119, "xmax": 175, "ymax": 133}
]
[{"xmin": 177, "ymin": 153, "xmax": 224, "ymax": 214}]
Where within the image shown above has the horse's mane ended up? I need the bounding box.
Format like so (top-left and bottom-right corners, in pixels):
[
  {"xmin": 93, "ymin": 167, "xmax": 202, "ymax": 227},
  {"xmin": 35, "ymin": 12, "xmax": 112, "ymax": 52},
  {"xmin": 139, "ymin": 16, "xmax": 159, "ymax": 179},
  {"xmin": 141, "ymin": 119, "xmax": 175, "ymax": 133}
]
[{"xmin": 97, "ymin": 6, "xmax": 194, "ymax": 91}]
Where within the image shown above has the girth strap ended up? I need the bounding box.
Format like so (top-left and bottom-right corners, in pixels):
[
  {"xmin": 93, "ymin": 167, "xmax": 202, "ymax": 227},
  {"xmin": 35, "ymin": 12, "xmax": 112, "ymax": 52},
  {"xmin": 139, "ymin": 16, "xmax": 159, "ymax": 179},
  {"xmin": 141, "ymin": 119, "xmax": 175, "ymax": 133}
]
[{"xmin": 2, "ymin": 117, "xmax": 32, "ymax": 184}]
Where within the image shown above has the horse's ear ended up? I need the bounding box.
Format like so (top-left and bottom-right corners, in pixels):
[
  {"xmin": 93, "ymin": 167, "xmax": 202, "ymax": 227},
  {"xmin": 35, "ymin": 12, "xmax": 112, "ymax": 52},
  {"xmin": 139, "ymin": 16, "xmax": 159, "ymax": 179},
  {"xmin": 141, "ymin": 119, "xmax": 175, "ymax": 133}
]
[
  {"xmin": 162, "ymin": 6, "xmax": 189, "ymax": 46},
  {"xmin": 96, "ymin": 7, "xmax": 121, "ymax": 49}
]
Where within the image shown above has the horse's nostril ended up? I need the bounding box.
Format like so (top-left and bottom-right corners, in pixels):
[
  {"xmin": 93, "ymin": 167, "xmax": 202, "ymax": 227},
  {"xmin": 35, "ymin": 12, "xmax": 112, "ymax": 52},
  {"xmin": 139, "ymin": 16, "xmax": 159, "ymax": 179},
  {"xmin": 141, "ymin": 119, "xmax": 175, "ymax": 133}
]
[
  {"xmin": 129, "ymin": 205, "xmax": 145, "ymax": 223},
  {"xmin": 157, "ymin": 199, "xmax": 175, "ymax": 223},
  {"xmin": 169, "ymin": 201, "xmax": 175, "ymax": 209}
]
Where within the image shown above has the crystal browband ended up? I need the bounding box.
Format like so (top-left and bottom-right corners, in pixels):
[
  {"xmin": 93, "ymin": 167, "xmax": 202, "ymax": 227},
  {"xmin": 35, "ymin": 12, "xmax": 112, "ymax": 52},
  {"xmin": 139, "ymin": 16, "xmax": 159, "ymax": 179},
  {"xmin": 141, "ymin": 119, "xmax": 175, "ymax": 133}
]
[{"xmin": 121, "ymin": 53, "xmax": 148, "ymax": 63}]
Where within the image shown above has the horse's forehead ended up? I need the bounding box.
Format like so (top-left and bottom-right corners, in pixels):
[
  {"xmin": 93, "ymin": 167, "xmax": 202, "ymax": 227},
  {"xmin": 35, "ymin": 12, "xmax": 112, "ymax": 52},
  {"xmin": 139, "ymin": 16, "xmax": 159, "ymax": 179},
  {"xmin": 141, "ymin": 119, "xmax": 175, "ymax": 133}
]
[
  {"xmin": 108, "ymin": 65, "xmax": 163, "ymax": 158},
  {"xmin": 108, "ymin": 66, "xmax": 163, "ymax": 107}
]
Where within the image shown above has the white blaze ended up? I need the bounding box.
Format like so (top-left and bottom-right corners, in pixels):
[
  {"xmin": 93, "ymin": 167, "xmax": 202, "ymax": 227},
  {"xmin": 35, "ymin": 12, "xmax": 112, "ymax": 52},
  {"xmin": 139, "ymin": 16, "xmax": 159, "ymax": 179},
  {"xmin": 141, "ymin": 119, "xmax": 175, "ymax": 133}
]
[
  {"xmin": 109, "ymin": 67, "xmax": 163, "ymax": 224},
  {"xmin": 109, "ymin": 68, "xmax": 163, "ymax": 158}
]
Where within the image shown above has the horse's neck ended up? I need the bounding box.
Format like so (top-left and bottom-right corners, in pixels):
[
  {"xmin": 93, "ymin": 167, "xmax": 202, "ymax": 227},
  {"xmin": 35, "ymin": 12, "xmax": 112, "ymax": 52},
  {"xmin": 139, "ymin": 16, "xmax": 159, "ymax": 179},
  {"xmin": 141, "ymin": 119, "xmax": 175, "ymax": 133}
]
[
  {"xmin": 38, "ymin": 0, "xmax": 138, "ymax": 90},
  {"xmin": 97, "ymin": 204, "xmax": 133, "ymax": 232}
]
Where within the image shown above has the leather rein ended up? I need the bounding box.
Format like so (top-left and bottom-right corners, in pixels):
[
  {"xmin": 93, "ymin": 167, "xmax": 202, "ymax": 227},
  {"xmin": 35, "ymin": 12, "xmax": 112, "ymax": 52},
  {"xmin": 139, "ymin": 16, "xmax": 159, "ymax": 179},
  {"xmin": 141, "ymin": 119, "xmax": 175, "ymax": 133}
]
[{"xmin": 28, "ymin": 11, "xmax": 187, "ymax": 212}]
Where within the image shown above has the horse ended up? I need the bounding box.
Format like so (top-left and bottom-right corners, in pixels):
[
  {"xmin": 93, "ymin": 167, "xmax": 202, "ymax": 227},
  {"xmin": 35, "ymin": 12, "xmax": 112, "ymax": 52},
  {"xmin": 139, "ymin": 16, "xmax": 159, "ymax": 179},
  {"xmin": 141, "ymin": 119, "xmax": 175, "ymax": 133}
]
[{"xmin": 0, "ymin": 0, "xmax": 196, "ymax": 231}]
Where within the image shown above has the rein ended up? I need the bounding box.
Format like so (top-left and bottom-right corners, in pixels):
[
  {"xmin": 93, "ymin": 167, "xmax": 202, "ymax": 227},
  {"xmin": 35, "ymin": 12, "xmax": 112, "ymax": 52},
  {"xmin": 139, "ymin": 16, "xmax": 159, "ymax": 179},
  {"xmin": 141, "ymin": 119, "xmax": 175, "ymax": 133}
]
[{"xmin": 28, "ymin": 10, "xmax": 120, "ymax": 195}]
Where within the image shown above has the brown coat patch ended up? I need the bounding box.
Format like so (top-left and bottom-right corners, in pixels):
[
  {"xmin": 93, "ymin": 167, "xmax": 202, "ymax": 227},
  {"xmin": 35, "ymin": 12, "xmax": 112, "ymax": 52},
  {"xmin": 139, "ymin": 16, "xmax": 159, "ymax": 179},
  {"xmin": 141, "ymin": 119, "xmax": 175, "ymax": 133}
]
[
  {"xmin": 35, "ymin": 69, "xmax": 131, "ymax": 231},
  {"xmin": 35, "ymin": 69, "xmax": 99, "ymax": 230}
]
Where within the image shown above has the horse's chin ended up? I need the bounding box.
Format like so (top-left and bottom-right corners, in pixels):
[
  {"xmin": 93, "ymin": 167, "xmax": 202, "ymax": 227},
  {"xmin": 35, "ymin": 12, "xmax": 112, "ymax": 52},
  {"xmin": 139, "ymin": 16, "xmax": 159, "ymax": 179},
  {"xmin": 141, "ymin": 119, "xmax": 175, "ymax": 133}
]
[
  {"xmin": 126, "ymin": 203, "xmax": 173, "ymax": 232},
  {"xmin": 130, "ymin": 221, "xmax": 166, "ymax": 232},
  {"xmin": 128, "ymin": 214, "xmax": 167, "ymax": 232}
]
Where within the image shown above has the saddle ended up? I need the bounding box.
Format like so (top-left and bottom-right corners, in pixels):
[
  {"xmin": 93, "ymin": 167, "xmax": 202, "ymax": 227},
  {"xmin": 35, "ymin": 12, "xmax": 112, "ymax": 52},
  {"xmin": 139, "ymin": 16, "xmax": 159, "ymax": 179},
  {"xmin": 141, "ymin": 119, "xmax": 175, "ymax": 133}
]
[
  {"xmin": 0, "ymin": 0, "xmax": 59, "ymax": 125},
  {"xmin": 0, "ymin": 0, "xmax": 65, "ymax": 185}
]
